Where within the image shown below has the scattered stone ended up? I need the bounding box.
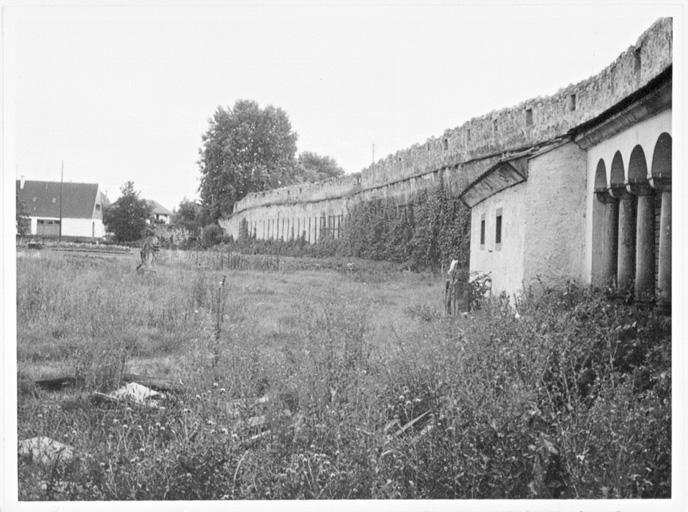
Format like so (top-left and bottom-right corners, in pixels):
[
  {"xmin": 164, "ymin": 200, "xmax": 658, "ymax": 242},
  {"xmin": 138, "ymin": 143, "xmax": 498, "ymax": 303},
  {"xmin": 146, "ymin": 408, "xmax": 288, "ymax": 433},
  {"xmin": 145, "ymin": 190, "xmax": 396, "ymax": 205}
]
[
  {"xmin": 18, "ymin": 437, "xmax": 75, "ymax": 466},
  {"xmin": 109, "ymin": 382, "xmax": 164, "ymax": 406}
]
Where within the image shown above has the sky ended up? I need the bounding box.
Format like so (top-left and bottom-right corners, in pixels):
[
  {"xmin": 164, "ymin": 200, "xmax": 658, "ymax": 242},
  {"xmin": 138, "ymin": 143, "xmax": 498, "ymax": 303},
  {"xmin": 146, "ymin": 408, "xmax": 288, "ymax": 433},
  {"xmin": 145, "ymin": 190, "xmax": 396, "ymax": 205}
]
[{"xmin": 5, "ymin": 2, "xmax": 674, "ymax": 211}]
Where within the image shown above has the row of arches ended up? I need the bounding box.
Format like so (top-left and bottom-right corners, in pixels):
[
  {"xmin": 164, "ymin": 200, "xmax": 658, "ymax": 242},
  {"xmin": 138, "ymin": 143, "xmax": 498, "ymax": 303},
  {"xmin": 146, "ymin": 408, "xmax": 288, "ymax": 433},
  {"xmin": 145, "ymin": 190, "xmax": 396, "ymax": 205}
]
[
  {"xmin": 592, "ymin": 132, "xmax": 671, "ymax": 307},
  {"xmin": 246, "ymin": 213, "xmax": 345, "ymax": 243}
]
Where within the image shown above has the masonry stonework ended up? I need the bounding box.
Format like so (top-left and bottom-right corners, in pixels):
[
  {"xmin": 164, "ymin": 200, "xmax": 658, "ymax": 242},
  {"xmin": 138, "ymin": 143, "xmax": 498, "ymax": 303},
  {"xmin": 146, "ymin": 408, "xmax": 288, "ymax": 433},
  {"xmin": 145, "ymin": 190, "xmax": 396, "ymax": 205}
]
[{"xmin": 221, "ymin": 18, "xmax": 672, "ymax": 300}]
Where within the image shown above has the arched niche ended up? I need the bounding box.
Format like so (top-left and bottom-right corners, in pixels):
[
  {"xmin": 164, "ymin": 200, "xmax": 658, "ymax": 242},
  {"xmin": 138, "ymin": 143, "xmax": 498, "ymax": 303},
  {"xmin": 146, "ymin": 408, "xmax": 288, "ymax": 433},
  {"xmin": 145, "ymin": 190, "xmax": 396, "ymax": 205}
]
[
  {"xmin": 594, "ymin": 159, "xmax": 607, "ymax": 192},
  {"xmin": 651, "ymin": 132, "xmax": 672, "ymax": 179},
  {"xmin": 610, "ymin": 151, "xmax": 625, "ymax": 186},
  {"xmin": 627, "ymin": 145, "xmax": 648, "ymax": 184}
]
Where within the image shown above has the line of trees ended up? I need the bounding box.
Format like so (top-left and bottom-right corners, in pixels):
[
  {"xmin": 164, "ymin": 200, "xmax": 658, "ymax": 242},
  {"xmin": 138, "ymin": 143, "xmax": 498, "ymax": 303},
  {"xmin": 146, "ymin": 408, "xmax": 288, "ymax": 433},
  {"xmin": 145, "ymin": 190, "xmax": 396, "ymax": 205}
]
[{"xmin": 102, "ymin": 99, "xmax": 345, "ymax": 244}]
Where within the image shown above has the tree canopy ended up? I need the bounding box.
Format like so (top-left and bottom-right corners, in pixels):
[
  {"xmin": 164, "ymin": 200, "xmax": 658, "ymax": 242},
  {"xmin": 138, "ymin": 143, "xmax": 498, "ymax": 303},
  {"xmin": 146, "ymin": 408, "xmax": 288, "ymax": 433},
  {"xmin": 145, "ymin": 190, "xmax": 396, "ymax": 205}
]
[
  {"xmin": 198, "ymin": 100, "xmax": 299, "ymax": 221},
  {"xmin": 103, "ymin": 181, "xmax": 153, "ymax": 242},
  {"xmin": 172, "ymin": 198, "xmax": 203, "ymax": 236},
  {"xmin": 295, "ymin": 151, "xmax": 345, "ymax": 183}
]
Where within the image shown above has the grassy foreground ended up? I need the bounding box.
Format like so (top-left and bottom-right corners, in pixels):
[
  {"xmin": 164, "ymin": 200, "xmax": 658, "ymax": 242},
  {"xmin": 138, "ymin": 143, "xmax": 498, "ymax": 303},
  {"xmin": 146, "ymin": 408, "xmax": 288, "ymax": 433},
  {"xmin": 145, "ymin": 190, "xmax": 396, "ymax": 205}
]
[{"xmin": 16, "ymin": 250, "xmax": 670, "ymax": 499}]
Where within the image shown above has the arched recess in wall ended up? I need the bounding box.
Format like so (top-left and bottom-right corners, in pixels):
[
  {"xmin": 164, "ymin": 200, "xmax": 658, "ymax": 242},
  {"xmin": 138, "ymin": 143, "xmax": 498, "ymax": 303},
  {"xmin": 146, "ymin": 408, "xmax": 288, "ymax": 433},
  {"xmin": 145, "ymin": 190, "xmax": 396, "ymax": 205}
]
[
  {"xmin": 610, "ymin": 151, "xmax": 625, "ymax": 186},
  {"xmin": 627, "ymin": 145, "xmax": 648, "ymax": 184},
  {"xmin": 651, "ymin": 132, "xmax": 672, "ymax": 178},
  {"xmin": 594, "ymin": 159, "xmax": 608, "ymax": 192}
]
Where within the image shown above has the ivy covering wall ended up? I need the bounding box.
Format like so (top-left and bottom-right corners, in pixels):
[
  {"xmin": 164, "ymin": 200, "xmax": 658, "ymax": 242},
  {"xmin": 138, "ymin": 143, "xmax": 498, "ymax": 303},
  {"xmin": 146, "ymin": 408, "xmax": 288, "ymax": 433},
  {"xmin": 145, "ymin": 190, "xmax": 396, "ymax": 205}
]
[{"xmin": 230, "ymin": 187, "xmax": 471, "ymax": 271}]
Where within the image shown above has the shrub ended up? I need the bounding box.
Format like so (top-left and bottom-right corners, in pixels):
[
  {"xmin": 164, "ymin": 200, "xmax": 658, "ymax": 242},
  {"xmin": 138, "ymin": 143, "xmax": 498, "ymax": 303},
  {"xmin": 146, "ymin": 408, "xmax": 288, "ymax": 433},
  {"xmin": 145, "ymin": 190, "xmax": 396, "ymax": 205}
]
[{"xmin": 201, "ymin": 224, "xmax": 224, "ymax": 247}]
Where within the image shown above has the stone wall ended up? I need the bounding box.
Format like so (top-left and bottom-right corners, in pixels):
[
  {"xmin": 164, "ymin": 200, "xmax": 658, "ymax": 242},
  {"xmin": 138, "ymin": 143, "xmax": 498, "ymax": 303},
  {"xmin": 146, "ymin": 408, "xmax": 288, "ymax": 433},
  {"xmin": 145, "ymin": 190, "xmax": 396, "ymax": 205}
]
[{"xmin": 221, "ymin": 18, "xmax": 672, "ymax": 241}]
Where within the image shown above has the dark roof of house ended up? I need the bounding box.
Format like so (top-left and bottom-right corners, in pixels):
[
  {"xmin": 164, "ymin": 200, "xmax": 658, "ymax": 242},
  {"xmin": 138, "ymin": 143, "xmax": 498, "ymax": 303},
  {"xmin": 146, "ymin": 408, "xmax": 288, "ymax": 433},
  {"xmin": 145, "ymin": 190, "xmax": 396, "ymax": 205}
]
[
  {"xmin": 146, "ymin": 199, "xmax": 172, "ymax": 216},
  {"xmin": 16, "ymin": 180, "xmax": 99, "ymax": 219}
]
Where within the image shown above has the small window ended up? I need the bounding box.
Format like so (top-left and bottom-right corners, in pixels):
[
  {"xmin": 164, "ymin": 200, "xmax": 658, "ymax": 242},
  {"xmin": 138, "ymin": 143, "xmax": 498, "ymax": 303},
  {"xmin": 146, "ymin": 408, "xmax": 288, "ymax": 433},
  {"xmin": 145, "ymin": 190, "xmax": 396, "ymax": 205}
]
[
  {"xmin": 480, "ymin": 216, "xmax": 486, "ymax": 248},
  {"xmin": 525, "ymin": 108, "xmax": 533, "ymax": 126},
  {"xmin": 96, "ymin": 204, "xmax": 101, "ymax": 210},
  {"xmin": 443, "ymin": 138, "xmax": 449, "ymax": 151},
  {"xmin": 568, "ymin": 94, "xmax": 576, "ymax": 111},
  {"xmin": 495, "ymin": 209, "xmax": 503, "ymax": 248},
  {"xmin": 466, "ymin": 129, "xmax": 471, "ymax": 142},
  {"xmin": 493, "ymin": 119, "xmax": 498, "ymax": 134}
]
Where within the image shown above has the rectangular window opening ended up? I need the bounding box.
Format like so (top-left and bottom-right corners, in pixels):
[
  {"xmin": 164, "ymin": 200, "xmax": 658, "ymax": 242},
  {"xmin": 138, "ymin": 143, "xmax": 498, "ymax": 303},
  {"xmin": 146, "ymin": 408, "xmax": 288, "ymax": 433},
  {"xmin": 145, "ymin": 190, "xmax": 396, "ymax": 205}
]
[
  {"xmin": 480, "ymin": 217, "xmax": 486, "ymax": 247},
  {"xmin": 495, "ymin": 210, "xmax": 503, "ymax": 248},
  {"xmin": 568, "ymin": 94, "xmax": 577, "ymax": 111},
  {"xmin": 525, "ymin": 108, "xmax": 533, "ymax": 126}
]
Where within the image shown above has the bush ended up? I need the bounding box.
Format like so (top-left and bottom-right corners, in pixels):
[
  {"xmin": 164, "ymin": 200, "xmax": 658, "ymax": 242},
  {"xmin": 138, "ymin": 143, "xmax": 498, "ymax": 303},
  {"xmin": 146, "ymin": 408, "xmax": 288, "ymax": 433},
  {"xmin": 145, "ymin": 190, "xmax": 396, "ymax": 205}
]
[
  {"xmin": 201, "ymin": 224, "xmax": 224, "ymax": 247},
  {"xmin": 17, "ymin": 255, "xmax": 670, "ymax": 499}
]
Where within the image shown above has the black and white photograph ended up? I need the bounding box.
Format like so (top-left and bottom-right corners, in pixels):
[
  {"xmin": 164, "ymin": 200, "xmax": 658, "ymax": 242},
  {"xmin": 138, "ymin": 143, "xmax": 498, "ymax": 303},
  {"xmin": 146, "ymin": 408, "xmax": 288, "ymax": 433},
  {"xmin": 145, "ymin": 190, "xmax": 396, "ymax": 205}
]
[{"xmin": 1, "ymin": 1, "xmax": 685, "ymax": 509}]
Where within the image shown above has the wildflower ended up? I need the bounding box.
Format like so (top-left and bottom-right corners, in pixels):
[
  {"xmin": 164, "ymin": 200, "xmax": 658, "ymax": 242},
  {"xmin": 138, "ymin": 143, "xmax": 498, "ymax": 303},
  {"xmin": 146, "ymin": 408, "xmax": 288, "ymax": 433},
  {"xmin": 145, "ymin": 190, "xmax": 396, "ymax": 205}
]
[
  {"xmin": 213, "ymin": 382, "xmax": 218, "ymax": 387},
  {"xmin": 219, "ymin": 388, "xmax": 226, "ymax": 393},
  {"xmin": 221, "ymin": 428, "xmax": 228, "ymax": 435},
  {"xmin": 113, "ymin": 419, "xmax": 119, "ymax": 424},
  {"xmin": 99, "ymin": 462, "xmax": 106, "ymax": 467},
  {"xmin": 160, "ymin": 426, "xmax": 166, "ymax": 431},
  {"xmin": 195, "ymin": 394, "xmax": 201, "ymax": 400}
]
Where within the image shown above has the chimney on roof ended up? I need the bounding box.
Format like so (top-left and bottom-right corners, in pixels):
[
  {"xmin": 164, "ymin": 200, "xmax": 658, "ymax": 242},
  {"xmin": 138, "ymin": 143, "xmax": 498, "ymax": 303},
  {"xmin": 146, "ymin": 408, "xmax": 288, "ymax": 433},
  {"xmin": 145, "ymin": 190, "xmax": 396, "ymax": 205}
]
[{"xmin": 20, "ymin": 175, "xmax": 25, "ymax": 189}]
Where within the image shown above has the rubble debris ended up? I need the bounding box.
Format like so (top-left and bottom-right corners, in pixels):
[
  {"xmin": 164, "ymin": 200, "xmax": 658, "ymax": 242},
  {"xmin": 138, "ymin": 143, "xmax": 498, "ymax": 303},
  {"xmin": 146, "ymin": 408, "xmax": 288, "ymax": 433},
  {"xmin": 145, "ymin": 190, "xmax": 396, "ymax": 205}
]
[
  {"xmin": 34, "ymin": 373, "xmax": 182, "ymax": 394},
  {"xmin": 34, "ymin": 376, "xmax": 83, "ymax": 391},
  {"xmin": 18, "ymin": 437, "xmax": 75, "ymax": 466},
  {"xmin": 109, "ymin": 382, "xmax": 164, "ymax": 406}
]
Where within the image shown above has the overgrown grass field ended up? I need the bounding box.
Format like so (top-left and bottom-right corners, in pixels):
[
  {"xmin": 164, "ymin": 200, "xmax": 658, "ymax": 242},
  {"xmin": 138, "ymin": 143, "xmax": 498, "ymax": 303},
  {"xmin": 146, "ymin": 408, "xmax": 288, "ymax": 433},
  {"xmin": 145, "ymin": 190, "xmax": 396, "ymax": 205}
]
[{"xmin": 16, "ymin": 250, "xmax": 671, "ymax": 499}]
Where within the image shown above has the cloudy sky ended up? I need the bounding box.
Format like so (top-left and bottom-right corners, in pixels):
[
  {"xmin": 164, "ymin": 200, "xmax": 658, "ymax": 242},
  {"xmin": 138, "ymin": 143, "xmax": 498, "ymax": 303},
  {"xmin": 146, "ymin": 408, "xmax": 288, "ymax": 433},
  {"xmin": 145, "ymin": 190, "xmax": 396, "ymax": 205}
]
[{"xmin": 5, "ymin": 2, "xmax": 673, "ymax": 211}]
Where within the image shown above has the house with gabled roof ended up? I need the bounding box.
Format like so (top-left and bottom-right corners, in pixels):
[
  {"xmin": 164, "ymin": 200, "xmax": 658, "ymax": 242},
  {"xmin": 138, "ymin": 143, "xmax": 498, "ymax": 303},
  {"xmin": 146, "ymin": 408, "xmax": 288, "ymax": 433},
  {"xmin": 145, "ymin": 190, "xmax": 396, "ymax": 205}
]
[
  {"xmin": 16, "ymin": 178, "xmax": 106, "ymax": 239},
  {"xmin": 146, "ymin": 199, "xmax": 172, "ymax": 224}
]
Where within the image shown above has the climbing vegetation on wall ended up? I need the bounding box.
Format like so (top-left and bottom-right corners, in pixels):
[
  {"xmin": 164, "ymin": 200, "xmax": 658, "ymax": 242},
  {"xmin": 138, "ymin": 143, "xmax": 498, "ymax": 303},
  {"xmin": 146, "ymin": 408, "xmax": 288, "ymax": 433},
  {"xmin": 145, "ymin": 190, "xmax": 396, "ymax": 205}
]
[{"xmin": 229, "ymin": 186, "xmax": 471, "ymax": 271}]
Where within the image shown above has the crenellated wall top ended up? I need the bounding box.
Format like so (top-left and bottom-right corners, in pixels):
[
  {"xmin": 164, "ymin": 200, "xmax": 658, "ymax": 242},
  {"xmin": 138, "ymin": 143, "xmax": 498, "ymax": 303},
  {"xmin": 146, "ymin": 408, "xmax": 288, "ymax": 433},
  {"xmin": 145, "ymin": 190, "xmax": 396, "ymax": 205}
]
[{"xmin": 231, "ymin": 17, "xmax": 672, "ymax": 215}]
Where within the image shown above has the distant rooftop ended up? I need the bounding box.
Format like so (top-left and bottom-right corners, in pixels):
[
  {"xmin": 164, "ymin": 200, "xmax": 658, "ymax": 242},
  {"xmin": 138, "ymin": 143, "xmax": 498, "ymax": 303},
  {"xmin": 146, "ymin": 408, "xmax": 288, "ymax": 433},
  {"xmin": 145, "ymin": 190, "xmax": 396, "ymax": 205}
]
[
  {"xmin": 16, "ymin": 179, "xmax": 101, "ymax": 219},
  {"xmin": 146, "ymin": 199, "xmax": 172, "ymax": 216}
]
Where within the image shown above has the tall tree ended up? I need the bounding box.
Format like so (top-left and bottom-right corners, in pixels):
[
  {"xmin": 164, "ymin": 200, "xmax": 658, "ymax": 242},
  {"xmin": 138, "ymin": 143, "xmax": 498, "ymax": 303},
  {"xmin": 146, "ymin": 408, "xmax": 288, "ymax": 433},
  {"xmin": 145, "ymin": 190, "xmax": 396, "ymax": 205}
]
[
  {"xmin": 172, "ymin": 198, "xmax": 202, "ymax": 236},
  {"xmin": 103, "ymin": 181, "xmax": 153, "ymax": 242},
  {"xmin": 198, "ymin": 100, "xmax": 299, "ymax": 221},
  {"xmin": 295, "ymin": 151, "xmax": 345, "ymax": 183}
]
